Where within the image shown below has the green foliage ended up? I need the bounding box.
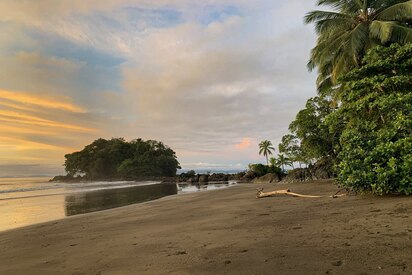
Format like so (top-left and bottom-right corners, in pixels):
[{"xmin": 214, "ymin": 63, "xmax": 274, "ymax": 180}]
[
  {"xmin": 276, "ymin": 154, "xmax": 293, "ymax": 172},
  {"xmin": 305, "ymin": 0, "xmax": 412, "ymax": 94},
  {"xmin": 269, "ymin": 157, "xmax": 276, "ymax": 167},
  {"xmin": 329, "ymin": 43, "xmax": 412, "ymax": 194},
  {"xmin": 248, "ymin": 163, "xmax": 282, "ymax": 177},
  {"xmin": 258, "ymin": 140, "xmax": 275, "ymax": 165},
  {"xmin": 64, "ymin": 138, "xmax": 180, "ymax": 180},
  {"xmin": 185, "ymin": 170, "xmax": 196, "ymax": 177},
  {"xmin": 288, "ymin": 96, "xmax": 339, "ymax": 162}
]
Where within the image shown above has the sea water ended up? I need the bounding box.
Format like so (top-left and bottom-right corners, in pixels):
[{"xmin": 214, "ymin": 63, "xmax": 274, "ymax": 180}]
[{"xmin": 0, "ymin": 177, "xmax": 236, "ymax": 231}]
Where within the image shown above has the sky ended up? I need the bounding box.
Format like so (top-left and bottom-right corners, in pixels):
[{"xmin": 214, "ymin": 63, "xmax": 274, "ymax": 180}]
[{"xmin": 0, "ymin": 0, "xmax": 318, "ymax": 177}]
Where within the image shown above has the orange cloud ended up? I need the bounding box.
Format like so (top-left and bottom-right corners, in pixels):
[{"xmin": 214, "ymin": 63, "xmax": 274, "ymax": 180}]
[
  {"xmin": 0, "ymin": 110, "xmax": 95, "ymax": 132},
  {"xmin": 0, "ymin": 89, "xmax": 101, "ymax": 165},
  {"xmin": 235, "ymin": 138, "xmax": 251, "ymax": 149},
  {"xmin": 0, "ymin": 125, "xmax": 57, "ymax": 136},
  {"xmin": 0, "ymin": 136, "xmax": 65, "ymax": 151},
  {"xmin": 0, "ymin": 89, "xmax": 85, "ymax": 113}
]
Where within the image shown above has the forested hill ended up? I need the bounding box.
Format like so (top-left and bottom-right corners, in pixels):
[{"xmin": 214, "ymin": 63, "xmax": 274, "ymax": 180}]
[{"xmin": 62, "ymin": 138, "xmax": 181, "ymax": 181}]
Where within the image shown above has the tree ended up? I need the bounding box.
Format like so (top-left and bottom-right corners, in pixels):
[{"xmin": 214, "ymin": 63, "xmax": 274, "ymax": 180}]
[
  {"xmin": 258, "ymin": 140, "xmax": 275, "ymax": 165},
  {"xmin": 269, "ymin": 157, "xmax": 276, "ymax": 167},
  {"xmin": 289, "ymin": 96, "xmax": 338, "ymax": 162},
  {"xmin": 305, "ymin": 0, "xmax": 412, "ymax": 94},
  {"xmin": 64, "ymin": 138, "xmax": 180, "ymax": 180},
  {"xmin": 328, "ymin": 43, "xmax": 412, "ymax": 194},
  {"xmin": 276, "ymin": 154, "xmax": 293, "ymax": 172}
]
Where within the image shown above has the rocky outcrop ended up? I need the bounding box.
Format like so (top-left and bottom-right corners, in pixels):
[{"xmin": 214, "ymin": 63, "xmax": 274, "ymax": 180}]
[
  {"xmin": 251, "ymin": 173, "xmax": 280, "ymax": 184},
  {"xmin": 198, "ymin": 175, "xmax": 209, "ymax": 183},
  {"xmin": 208, "ymin": 173, "xmax": 229, "ymax": 182},
  {"xmin": 311, "ymin": 157, "xmax": 334, "ymax": 179},
  {"xmin": 281, "ymin": 157, "xmax": 335, "ymax": 183},
  {"xmin": 281, "ymin": 168, "xmax": 309, "ymax": 183}
]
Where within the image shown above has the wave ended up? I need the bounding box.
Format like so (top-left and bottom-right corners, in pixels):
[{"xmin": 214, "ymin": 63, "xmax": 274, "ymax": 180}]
[{"xmin": 0, "ymin": 180, "xmax": 161, "ymax": 200}]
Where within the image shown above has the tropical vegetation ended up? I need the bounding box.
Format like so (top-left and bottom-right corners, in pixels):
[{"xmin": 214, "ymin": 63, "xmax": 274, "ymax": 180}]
[
  {"xmin": 329, "ymin": 43, "xmax": 412, "ymax": 194},
  {"xmin": 64, "ymin": 138, "xmax": 180, "ymax": 180},
  {"xmin": 247, "ymin": 163, "xmax": 283, "ymax": 178},
  {"xmin": 305, "ymin": 0, "xmax": 412, "ymax": 94},
  {"xmin": 258, "ymin": 140, "xmax": 275, "ymax": 165},
  {"xmin": 277, "ymin": 1, "xmax": 412, "ymax": 194}
]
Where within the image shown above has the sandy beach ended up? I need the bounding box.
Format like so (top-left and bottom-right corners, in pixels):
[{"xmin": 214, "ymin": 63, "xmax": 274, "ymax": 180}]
[{"xmin": 0, "ymin": 180, "xmax": 411, "ymax": 274}]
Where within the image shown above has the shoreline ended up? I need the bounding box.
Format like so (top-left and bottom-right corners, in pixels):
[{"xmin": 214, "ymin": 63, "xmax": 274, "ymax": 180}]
[{"xmin": 0, "ymin": 180, "xmax": 411, "ymax": 274}]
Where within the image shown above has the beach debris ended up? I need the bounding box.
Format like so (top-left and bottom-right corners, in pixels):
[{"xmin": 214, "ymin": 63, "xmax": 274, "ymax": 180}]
[
  {"xmin": 332, "ymin": 260, "xmax": 343, "ymax": 266},
  {"xmin": 256, "ymin": 188, "xmax": 347, "ymax": 199}
]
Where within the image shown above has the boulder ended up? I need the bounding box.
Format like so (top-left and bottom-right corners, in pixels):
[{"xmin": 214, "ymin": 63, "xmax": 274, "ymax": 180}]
[
  {"xmin": 208, "ymin": 173, "xmax": 229, "ymax": 182},
  {"xmin": 281, "ymin": 168, "xmax": 310, "ymax": 183},
  {"xmin": 310, "ymin": 157, "xmax": 334, "ymax": 179},
  {"xmin": 198, "ymin": 175, "xmax": 209, "ymax": 183},
  {"xmin": 252, "ymin": 173, "xmax": 280, "ymax": 184},
  {"xmin": 281, "ymin": 157, "xmax": 334, "ymax": 183}
]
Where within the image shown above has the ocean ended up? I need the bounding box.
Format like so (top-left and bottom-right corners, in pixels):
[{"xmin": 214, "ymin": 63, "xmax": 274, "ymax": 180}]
[{"xmin": 0, "ymin": 177, "xmax": 237, "ymax": 232}]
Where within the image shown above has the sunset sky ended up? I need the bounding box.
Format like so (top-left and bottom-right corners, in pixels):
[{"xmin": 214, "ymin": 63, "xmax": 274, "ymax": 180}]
[{"xmin": 0, "ymin": 0, "xmax": 318, "ymax": 177}]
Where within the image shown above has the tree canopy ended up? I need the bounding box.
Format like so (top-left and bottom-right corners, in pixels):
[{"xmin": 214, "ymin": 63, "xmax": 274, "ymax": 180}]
[
  {"xmin": 306, "ymin": 0, "xmax": 412, "ymax": 94},
  {"xmin": 329, "ymin": 43, "xmax": 412, "ymax": 194},
  {"xmin": 64, "ymin": 138, "xmax": 181, "ymax": 180}
]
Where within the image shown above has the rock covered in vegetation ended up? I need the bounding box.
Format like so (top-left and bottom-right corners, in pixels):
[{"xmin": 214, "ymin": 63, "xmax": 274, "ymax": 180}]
[
  {"xmin": 63, "ymin": 138, "xmax": 180, "ymax": 181},
  {"xmin": 281, "ymin": 157, "xmax": 334, "ymax": 183},
  {"xmin": 251, "ymin": 173, "xmax": 280, "ymax": 183},
  {"xmin": 281, "ymin": 168, "xmax": 310, "ymax": 183},
  {"xmin": 208, "ymin": 173, "xmax": 229, "ymax": 182}
]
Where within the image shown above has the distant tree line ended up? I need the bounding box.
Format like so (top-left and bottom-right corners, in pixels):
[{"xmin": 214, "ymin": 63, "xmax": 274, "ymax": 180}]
[{"xmin": 64, "ymin": 138, "xmax": 181, "ymax": 180}]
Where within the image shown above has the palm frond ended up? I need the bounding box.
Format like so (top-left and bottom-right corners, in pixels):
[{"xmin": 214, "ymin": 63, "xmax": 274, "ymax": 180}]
[
  {"xmin": 317, "ymin": 0, "xmax": 365, "ymax": 14},
  {"xmin": 375, "ymin": 0, "xmax": 410, "ymax": 10},
  {"xmin": 305, "ymin": 10, "xmax": 351, "ymax": 24},
  {"xmin": 376, "ymin": 1, "xmax": 412, "ymax": 21},
  {"xmin": 370, "ymin": 20, "xmax": 412, "ymax": 43},
  {"xmin": 314, "ymin": 17, "xmax": 356, "ymax": 34}
]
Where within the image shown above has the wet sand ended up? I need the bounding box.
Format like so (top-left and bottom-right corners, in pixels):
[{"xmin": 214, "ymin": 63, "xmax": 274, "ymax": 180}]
[{"xmin": 0, "ymin": 180, "xmax": 411, "ymax": 274}]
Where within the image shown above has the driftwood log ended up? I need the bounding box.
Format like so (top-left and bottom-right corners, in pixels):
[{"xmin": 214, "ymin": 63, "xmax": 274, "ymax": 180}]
[{"xmin": 256, "ymin": 188, "xmax": 347, "ymax": 199}]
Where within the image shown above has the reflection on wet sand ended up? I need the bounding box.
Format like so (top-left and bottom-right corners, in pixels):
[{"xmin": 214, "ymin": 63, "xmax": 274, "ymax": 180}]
[{"xmin": 65, "ymin": 184, "xmax": 178, "ymax": 216}]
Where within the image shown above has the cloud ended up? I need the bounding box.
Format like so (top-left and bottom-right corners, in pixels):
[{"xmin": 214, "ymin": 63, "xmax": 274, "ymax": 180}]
[
  {"xmin": 0, "ymin": 89, "xmax": 85, "ymax": 113},
  {"xmin": 121, "ymin": 12, "xmax": 317, "ymax": 168},
  {"xmin": 0, "ymin": 0, "xmax": 319, "ymax": 175},
  {"xmin": 0, "ymin": 89, "xmax": 102, "ymax": 170},
  {"xmin": 235, "ymin": 138, "xmax": 252, "ymax": 150}
]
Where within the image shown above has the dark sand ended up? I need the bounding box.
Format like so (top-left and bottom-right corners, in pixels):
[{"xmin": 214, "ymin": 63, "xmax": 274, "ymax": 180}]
[{"xmin": 0, "ymin": 180, "xmax": 411, "ymax": 274}]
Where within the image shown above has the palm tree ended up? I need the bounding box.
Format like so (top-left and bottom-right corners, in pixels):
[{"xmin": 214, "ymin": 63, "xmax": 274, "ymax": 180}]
[
  {"xmin": 305, "ymin": 0, "xmax": 412, "ymax": 94},
  {"xmin": 269, "ymin": 157, "xmax": 277, "ymax": 167},
  {"xmin": 276, "ymin": 154, "xmax": 293, "ymax": 172},
  {"xmin": 258, "ymin": 140, "xmax": 275, "ymax": 165}
]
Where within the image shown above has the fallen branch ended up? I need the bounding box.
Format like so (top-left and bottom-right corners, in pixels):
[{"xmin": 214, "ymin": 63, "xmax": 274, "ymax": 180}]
[{"xmin": 256, "ymin": 188, "xmax": 346, "ymax": 199}]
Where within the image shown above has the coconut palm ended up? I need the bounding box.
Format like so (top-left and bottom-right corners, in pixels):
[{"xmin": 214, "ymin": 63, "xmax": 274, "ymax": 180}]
[
  {"xmin": 258, "ymin": 140, "xmax": 275, "ymax": 165},
  {"xmin": 276, "ymin": 154, "xmax": 293, "ymax": 172},
  {"xmin": 269, "ymin": 157, "xmax": 277, "ymax": 167},
  {"xmin": 305, "ymin": 0, "xmax": 412, "ymax": 94}
]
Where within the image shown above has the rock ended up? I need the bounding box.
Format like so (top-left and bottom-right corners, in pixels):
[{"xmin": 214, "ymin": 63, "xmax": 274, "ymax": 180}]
[
  {"xmin": 228, "ymin": 172, "xmax": 246, "ymax": 181},
  {"xmin": 208, "ymin": 173, "xmax": 229, "ymax": 182},
  {"xmin": 243, "ymin": 170, "xmax": 257, "ymax": 181},
  {"xmin": 252, "ymin": 173, "xmax": 280, "ymax": 183},
  {"xmin": 187, "ymin": 175, "xmax": 199, "ymax": 183},
  {"xmin": 310, "ymin": 156, "xmax": 334, "ymax": 179},
  {"xmin": 281, "ymin": 168, "xmax": 309, "ymax": 183},
  {"xmin": 281, "ymin": 157, "xmax": 335, "ymax": 183},
  {"xmin": 198, "ymin": 175, "xmax": 209, "ymax": 183}
]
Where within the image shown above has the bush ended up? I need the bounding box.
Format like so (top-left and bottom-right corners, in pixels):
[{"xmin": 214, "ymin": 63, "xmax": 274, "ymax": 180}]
[{"xmin": 330, "ymin": 44, "xmax": 412, "ymax": 195}]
